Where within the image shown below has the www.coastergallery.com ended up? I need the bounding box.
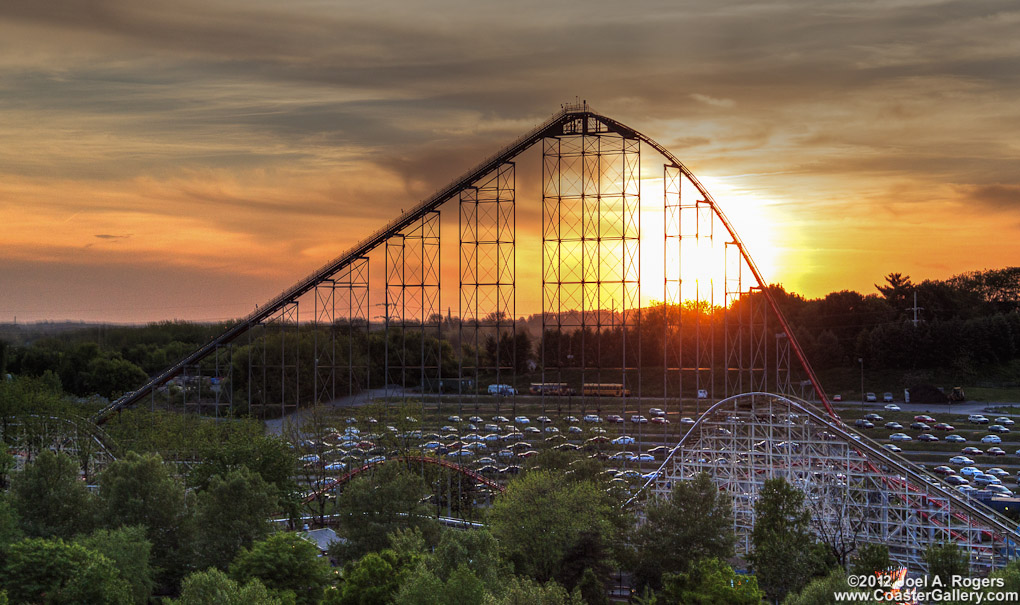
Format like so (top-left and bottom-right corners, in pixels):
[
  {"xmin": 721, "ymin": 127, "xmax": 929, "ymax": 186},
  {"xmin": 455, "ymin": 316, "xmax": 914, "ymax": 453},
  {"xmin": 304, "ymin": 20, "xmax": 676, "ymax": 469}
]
[{"xmin": 834, "ymin": 588, "xmax": 1018, "ymax": 603}]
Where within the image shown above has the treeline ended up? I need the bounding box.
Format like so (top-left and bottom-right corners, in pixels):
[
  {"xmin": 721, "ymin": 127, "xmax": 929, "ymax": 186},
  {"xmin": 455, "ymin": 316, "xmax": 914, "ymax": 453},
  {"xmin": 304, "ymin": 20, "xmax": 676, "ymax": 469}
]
[{"xmin": 2, "ymin": 267, "xmax": 1019, "ymax": 403}]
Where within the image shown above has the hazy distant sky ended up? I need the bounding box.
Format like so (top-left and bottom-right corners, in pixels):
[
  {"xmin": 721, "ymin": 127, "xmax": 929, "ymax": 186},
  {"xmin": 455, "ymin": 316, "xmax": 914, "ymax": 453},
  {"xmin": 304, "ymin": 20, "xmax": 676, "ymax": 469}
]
[{"xmin": 1, "ymin": 0, "xmax": 1018, "ymax": 322}]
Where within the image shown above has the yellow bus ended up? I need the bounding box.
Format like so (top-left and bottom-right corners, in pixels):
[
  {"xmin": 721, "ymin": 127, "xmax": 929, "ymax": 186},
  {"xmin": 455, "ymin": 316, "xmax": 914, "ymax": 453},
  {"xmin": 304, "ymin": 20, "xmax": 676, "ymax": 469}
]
[{"xmin": 581, "ymin": 383, "xmax": 631, "ymax": 397}]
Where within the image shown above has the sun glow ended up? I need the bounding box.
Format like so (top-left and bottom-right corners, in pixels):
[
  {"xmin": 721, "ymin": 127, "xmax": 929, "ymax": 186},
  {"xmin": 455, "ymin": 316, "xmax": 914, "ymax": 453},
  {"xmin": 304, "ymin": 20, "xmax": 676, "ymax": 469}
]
[{"xmin": 638, "ymin": 174, "xmax": 784, "ymax": 308}]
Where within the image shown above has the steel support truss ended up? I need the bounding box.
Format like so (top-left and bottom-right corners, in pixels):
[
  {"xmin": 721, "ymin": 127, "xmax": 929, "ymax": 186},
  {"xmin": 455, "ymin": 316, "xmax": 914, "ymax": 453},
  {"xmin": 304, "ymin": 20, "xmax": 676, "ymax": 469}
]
[
  {"xmin": 384, "ymin": 212, "xmax": 441, "ymax": 407},
  {"xmin": 637, "ymin": 393, "xmax": 1019, "ymax": 574},
  {"xmin": 459, "ymin": 163, "xmax": 515, "ymax": 415},
  {"xmin": 313, "ymin": 257, "xmax": 370, "ymax": 404},
  {"xmin": 541, "ymin": 126, "xmax": 640, "ymax": 423},
  {"xmin": 247, "ymin": 301, "xmax": 300, "ymax": 419}
]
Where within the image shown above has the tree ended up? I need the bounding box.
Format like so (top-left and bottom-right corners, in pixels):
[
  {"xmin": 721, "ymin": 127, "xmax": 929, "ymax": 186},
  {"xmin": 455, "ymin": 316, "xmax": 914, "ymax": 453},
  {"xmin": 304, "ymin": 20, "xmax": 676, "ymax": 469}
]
[
  {"xmin": 230, "ymin": 533, "xmax": 332, "ymax": 605},
  {"xmin": 10, "ymin": 450, "xmax": 96, "ymax": 539},
  {"xmin": 924, "ymin": 542, "xmax": 968, "ymax": 587},
  {"xmin": 83, "ymin": 355, "xmax": 148, "ymax": 400},
  {"xmin": 194, "ymin": 468, "xmax": 278, "ymax": 570},
  {"xmin": 632, "ymin": 473, "xmax": 735, "ymax": 589},
  {"xmin": 431, "ymin": 529, "xmax": 507, "ymax": 587},
  {"xmin": 96, "ymin": 451, "xmax": 196, "ymax": 590},
  {"xmin": 749, "ymin": 478, "xmax": 821, "ymax": 602},
  {"xmin": 0, "ymin": 497, "xmax": 23, "ymax": 551},
  {"xmin": 171, "ymin": 568, "xmax": 284, "ymax": 605},
  {"xmin": 0, "ymin": 537, "xmax": 132, "ymax": 604},
  {"xmin": 75, "ymin": 526, "xmax": 154, "ymax": 604},
  {"xmin": 781, "ymin": 568, "xmax": 876, "ymax": 605},
  {"xmin": 488, "ymin": 470, "xmax": 618, "ymax": 585},
  {"xmin": 390, "ymin": 564, "xmax": 445, "ymax": 605},
  {"xmin": 660, "ymin": 558, "xmax": 764, "ymax": 605},
  {"xmin": 331, "ymin": 463, "xmax": 439, "ymax": 562},
  {"xmin": 334, "ymin": 550, "xmax": 403, "ymax": 605},
  {"xmin": 850, "ymin": 543, "xmax": 891, "ymax": 577},
  {"xmin": 482, "ymin": 576, "xmax": 583, "ymax": 605},
  {"xmin": 575, "ymin": 568, "xmax": 609, "ymax": 605}
]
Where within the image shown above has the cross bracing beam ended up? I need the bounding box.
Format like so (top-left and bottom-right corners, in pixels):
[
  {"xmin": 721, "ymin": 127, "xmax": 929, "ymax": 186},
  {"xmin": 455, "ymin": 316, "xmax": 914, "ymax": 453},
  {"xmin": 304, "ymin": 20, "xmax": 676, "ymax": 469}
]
[{"xmin": 628, "ymin": 393, "xmax": 1020, "ymax": 573}]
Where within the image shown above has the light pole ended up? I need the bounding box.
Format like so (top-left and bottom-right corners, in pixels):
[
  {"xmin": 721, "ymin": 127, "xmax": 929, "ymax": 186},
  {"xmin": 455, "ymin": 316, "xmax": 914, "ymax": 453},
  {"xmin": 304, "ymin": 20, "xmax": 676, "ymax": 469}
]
[{"xmin": 858, "ymin": 357, "xmax": 865, "ymax": 411}]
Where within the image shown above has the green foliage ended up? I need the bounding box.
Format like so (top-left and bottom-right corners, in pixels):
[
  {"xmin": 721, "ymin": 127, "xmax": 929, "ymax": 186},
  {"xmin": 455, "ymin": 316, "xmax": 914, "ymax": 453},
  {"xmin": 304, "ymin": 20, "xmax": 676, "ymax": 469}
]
[
  {"xmin": 334, "ymin": 550, "xmax": 403, "ymax": 605},
  {"xmin": 481, "ymin": 576, "xmax": 582, "ymax": 605},
  {"xmin": 331, "ymin": 463, "xmax": 439, "ymax": 562},
  {"xmin": 171, "ymin": 568, "xmax": 286, "ymax": 605},
  {"xmin": 390, "ymin": 564, "xmax": 445, "ymax": 605},
  {"xmin": 10, "ymin": 450, "xmax": 96, "ymax": 539},
  {"xmin": 488, "ymin": 470, "xmax": 618, "ymax": 585},
  {"xmin": 0, "ymin": 537, "xmax": 132, "ymax": 604},
  {"xmin": 0, "ymin": 497, "xmax": 23, "ymax": 551},
  {"xmin": 82, "ymin": 356, "xmax": 148, "ymax": 400},
  {"xmin": 659, "ymin": 558, "xmax": 763, "ymax": 605},
  {"xmin": 189, "ymin": 432, "xmax": 298, "ymax": 500},
  {"xmin": 782, "ymin": 568, "xmax": 876, "ymax": 605},
  {"xmin": 924, "ymin": 542, "xmax": 969, "ymax": 587},
  {"xmin": 987, "ymin": 559, "xmax": 1020, "ymax": 594},
  {"xmin": 850, "ymin": 543, "xmax": 892, "ymax": 577},
  {"xmin": 632, "ymin": 473, "xmax": 735, "ymax": 589},
  {"xmin": 575, "ymin": 568, "xmax": 609, "ymax": 605},
  {"xmin": 96, "ymin": 451, "xmax": 196, "ymax": 590},
  {"xmin": 75, "ymin": 526, "xmax": 154, "ymax": 604},
  {"xmin": 230, "ymin": 532, "xmax": 332, "ymax": 605},
  {"xmin": 749, "ymin": 478, "xmax": 820, "ymax": 602},
  {"xmin": 431, "ymin": 529, "xmax": 507, "ymax": 586},
  {"xmin": 194, "ymin": 467, "xmax": 279, "ymax": 570}
]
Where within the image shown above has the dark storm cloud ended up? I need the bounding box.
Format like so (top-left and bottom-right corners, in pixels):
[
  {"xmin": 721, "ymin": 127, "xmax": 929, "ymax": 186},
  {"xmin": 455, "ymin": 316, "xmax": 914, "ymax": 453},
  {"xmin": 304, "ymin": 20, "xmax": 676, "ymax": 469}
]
[{"xmin": 956, "ymin": 184, "xmax": 1020, "ymax": 210}]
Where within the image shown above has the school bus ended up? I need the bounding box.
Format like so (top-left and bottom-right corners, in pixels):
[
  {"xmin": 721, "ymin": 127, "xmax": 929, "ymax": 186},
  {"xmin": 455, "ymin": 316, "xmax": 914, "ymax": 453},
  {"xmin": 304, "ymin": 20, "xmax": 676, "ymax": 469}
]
[{"xmin": 581, "ymin": 383, "xmax": 631, "ymax": 397}]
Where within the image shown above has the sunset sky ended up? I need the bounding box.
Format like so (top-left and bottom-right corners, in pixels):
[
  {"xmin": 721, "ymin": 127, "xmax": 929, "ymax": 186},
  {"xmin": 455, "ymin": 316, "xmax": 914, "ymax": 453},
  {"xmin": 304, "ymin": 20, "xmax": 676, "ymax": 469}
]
[{"xmin": 1, "ymin": 0, "xmax": 1018, "ymax": 323}]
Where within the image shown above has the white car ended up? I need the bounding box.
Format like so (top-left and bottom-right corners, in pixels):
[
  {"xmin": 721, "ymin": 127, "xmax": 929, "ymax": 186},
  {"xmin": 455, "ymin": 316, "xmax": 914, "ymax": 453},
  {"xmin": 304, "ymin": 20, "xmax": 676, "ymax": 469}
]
[
  {"xmin": 981, "ymin": 435, "xmax": 1002, "ymax": 444},
  {"xmin": 583, "ymin": 414, "xmax": 602, "ymax": 423},
  {"xmin": 697, "ymin": 389, "xmax": 709, "ymax": 399},
  {"xmin": 995, "ymin": 417, "xmax": 1015, "ymax": 426},
  {"xmin": 883, "ymin": 444, "xmax": 902, "ymax": 453},
  {"xmin": 865, "ymin": 392, "xmax": 877, "ymax": 402},
  {"xmin": 959, "ymin": 466, "xmax": 981, "ymax": 477},
  {"xmin": 514, "ymin": 416, "xmax": 530, "ymax": 424},
  {"xmin": 649, "ymin": 408, "xmax": 665, "ymax": 417},
  {"xmin": 889, "ymin": 433, "xmax": 912, "ymax": 442},
  {"xmin": 884, "ymin": 404, "xmax": 901, "ymax": 411},
  {"xmin": 630, "ymin": 415, "xmax": 648, "ymax": 424},
  {"xmin": 883, "ymin": 393, "xmax": 894, "ymax": 402},
  {"xmin": 968, "ymin": 414, "xmax": 990, "ymax": 424},
  {"xmin": 611, "ymin": 435, "xmax": 636, "ymax": 445},
  {"xmin": 949, "ymin": 455, "xmax": 974, "ymax": 465}
]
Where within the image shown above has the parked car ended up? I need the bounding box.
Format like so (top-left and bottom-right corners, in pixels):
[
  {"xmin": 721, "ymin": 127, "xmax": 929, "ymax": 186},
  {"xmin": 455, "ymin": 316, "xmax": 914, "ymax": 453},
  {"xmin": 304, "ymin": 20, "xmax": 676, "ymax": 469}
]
[
  {"xmin": 962, "ymin": 447, "xmax": 984, "ymax": 455},
  {"xmin": 883, "ymin": 444, "xmax": 902, "ymax": 453},
  {"xmin": 968, "ymin": 414, "xmax": 990, "ymax": 424},
  {"xmin": 945, "ymin": 475, "xmax": 969, "ymax": 486},
  {"xmin": 995, "ymin": 417, "xmax": 1015, "ymax": 426},
  {"xmin": 864, "ymin": 413, "xmax": 883, "ymax": 421},
  {"xmin": 933, "ymin": 465, "xmax": 955, "ymax": 475},
  {"xmin": 918, "ymin": 433, "xmax": 939, "ymax": 442},
  {"xmin": 960, "ymin": 466, "xmax": 982, "ymax": 477},
  {"xmin": 910, "ymin": 422, "xmax": 931, "ymax": 431},
  {"xmin": 988, "ymin": 447, "xmax": 1007, "ymax": 456},
  {"xmin": 933, "ymin": 422, "xmax": 955, "ymax": 431},
  {"xmin": 989, "ymin": 424, "xmax": 1010, "ymax": 433},
  {"xmin": 855, "ymin": 419, "xmax": 875, "ymax": 429},
  {"xmin": 883, "ymin": 392, "xmax": 894, "ymax": 402},
  {"xmin": 884, "ymin": 403, "xmax": 901, "ymax": 411},
  {"xmin": 949, "ymin": 455, "xmax": 974, "ymax": 465},
  {"xmin": 865, "ymin": 392, "xmax": 877, "ymax": 402},
  {"xmin": 981, "ymin": 435, "xmax": 1003, "ymax": 444},
  {"xmin": 885, "ymin": 421, "xmax": 904, "ymax": 430},
  {"xmin": 832, "ymin": 394, "xmax": 843, "ymax": 402},
  {"xmin": 914, "ymin": 415, "xmax": 936, "ymax": 423},
  {"xmin": 890, "ymin": 433, "xmax": 912, "ymax": 442},
  {"xmin": 946, "ymin": 434, "xmax": 966, "ymax": 443},
  {"xmin": 649, "ymin": 408, "xmax": 665, "ymax": 417}
]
